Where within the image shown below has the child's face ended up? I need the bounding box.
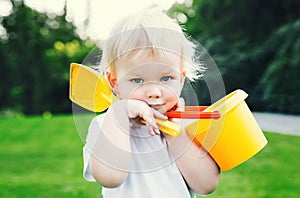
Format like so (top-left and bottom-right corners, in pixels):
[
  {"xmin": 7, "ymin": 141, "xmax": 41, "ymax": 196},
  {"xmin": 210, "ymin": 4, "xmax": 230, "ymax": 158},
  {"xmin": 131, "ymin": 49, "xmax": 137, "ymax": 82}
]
[{"xmin": 107, "ymin": 51, "xmax": 186, "ymax": 114}]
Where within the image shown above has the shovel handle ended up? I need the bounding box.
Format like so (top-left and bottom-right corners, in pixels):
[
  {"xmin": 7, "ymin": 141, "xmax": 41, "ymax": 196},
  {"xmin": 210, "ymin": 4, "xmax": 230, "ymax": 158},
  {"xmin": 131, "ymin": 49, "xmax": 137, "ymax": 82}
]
[{"xmin": 140, "ymin": 119, "xmax": 182, "ymax": 137}]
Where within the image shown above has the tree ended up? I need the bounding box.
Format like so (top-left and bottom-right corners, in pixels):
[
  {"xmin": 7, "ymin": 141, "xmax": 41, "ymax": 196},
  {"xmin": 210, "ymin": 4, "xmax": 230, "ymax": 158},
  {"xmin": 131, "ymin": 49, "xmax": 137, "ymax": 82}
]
[
  {"xmin": 260, "ymin": 19, "xmax": 300, "ymax": 113},
  {"xmin": 170, "ymin": 0, "xmax": 300, "ymax": 43},
  {"xmin": 169, "ymin": 0, "xmax": 300, "ymax": 113},
  {"xmin": 0, "ymin": 0, "xmax": 92, "ymax": 114}
]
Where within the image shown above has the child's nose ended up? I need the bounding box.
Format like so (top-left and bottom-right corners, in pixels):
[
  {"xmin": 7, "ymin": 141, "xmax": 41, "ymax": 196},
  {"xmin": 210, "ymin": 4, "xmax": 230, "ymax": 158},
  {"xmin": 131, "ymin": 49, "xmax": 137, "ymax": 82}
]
[{"xmin": 145, "ymin": 85, "xmax": 162, "ymax": 98}]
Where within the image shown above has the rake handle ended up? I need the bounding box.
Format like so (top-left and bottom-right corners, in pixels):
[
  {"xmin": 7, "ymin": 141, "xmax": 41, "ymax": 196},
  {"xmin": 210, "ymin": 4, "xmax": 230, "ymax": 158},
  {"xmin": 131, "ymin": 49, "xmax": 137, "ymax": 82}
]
[{"xmin": 166, "ymin": 106, "xmax": 221, "ymax": 119}]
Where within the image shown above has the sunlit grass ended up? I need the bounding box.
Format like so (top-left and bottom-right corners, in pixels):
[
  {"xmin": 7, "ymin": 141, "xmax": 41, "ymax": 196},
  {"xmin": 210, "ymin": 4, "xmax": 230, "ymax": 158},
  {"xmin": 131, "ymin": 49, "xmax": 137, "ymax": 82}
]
[
  {"xmin": 0, "ymin": 115, "xmax": 299, "ymax": 197},
  {"xmin": 205, "ymin": 132, "xmax": 300, "ymax": 198},
  {"xmin": 0, "ymin": 115, "xmax": 101, "ymax": 198}
]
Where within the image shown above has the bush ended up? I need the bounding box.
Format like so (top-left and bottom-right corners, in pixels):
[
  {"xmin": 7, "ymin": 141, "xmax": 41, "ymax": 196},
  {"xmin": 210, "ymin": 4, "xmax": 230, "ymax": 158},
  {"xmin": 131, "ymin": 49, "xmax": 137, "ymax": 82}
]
[{"xmin": 260, "ymin": 20, "xmax": 300, "ymax": 114}]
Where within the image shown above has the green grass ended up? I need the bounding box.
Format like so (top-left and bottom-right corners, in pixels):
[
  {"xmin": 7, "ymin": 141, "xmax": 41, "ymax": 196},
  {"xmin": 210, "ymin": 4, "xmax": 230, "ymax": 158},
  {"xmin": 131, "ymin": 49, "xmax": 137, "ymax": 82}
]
[
  {"xmin": 0, "ymin": 115, "xmax": 299, "ymax": 197},
  {"xmin": 0, "ymin": 115, "xmax": 101, "ymax": 198},
  {"xmin": 205, "ymin": 132, "xmax": 300, "ymax": 198}
]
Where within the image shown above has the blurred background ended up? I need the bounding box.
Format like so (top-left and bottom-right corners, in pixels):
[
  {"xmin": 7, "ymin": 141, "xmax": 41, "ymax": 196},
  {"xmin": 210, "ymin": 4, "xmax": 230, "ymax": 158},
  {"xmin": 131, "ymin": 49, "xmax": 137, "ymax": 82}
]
[
  {"xmin": 0, "ymin": 0, "xmax": 299, "ymax": 116},
  {"xmin": 0, "ymin": 0, "xmax": 299, "ymax": 197}
]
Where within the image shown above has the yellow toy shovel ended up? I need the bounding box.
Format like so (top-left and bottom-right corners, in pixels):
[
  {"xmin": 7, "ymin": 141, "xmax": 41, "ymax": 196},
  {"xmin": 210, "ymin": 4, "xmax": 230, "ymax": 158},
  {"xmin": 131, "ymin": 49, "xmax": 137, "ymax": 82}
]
[{"xmin": 69, "ymin": 63, "xmax": 181, "ymax": 136}]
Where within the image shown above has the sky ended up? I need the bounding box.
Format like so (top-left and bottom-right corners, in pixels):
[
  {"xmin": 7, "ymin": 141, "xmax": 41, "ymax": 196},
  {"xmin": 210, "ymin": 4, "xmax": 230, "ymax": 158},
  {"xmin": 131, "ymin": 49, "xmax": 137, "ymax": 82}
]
[{"xmin": 0, "ymin": 0, "xmax": 184, "ymax": 41}]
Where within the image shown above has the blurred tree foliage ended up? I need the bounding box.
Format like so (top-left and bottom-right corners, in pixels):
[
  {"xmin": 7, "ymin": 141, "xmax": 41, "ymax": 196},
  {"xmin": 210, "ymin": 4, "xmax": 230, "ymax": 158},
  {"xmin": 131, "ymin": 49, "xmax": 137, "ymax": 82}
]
[
  {"xmin": 169, "ymin": 0, "xmax": 300, "ymax": 114},
  {"xmin": 0, "ymin": 0, "xmax": 93, "ymax": 115},
  {"xmin": 0, "ymin": 0, "xmax": 299, "ymax": 115},
  {"xmin": 260, "ymin": 20, "xmax": 300, "ymax": 113}
]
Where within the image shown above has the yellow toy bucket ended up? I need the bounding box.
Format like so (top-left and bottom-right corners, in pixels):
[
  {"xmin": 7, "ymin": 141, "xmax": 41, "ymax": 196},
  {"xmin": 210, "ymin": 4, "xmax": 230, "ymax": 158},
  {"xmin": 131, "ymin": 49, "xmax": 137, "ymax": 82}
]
[{"xmin": 185, "ymin": 89, "xmax": 268, "ymax": 171}]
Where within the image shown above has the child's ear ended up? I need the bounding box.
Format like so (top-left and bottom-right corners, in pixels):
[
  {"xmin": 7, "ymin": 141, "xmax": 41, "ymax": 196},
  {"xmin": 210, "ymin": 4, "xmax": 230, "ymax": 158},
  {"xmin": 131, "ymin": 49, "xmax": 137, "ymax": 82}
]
[
  {"xmin": 106, "ymin": 71, "xmax": 119, "ymax": 94},
  {"xmin": 179, "ymin": 57, "xmax": 186, "ymax": 84},
  {"xmin": 180, "ymin": 70, "xmax": 187, "ymax": 84},
  {"xmin": 179, "ymin": 70, "xmax": 186, "ymax": 91}
]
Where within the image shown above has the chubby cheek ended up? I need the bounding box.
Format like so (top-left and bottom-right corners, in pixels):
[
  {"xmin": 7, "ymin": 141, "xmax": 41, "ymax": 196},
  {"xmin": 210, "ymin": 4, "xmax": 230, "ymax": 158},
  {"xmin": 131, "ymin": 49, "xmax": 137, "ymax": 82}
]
[
  {"xmin": 165, "ymin": 96, "xmax": 179, "ymax": 110},
  {"xmin": 126, "ymin": 91, "xmax": 144, "ymax": 100},
  {"xmin": 117, "ymin": 83, "xmax": 142, "ymax": 99},
  {"xmin": 161, "ymin": 89, "xmax": 180, "ymax": 110}
]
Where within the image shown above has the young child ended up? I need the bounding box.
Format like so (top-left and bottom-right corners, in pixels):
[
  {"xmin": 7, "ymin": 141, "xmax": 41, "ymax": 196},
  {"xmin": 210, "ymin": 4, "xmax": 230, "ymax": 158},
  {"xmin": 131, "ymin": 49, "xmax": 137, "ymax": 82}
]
[{"xmin": 83, "ymin": 9, "xmax": 220, "ymax": 197}]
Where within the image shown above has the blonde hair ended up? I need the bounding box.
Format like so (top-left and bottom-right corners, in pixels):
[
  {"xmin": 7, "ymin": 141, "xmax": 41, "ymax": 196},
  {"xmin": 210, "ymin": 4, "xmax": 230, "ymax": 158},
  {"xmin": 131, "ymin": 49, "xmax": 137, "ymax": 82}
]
[{"xmin": 99, "ymin": 9, "xmax": 204, "ymax": 81}]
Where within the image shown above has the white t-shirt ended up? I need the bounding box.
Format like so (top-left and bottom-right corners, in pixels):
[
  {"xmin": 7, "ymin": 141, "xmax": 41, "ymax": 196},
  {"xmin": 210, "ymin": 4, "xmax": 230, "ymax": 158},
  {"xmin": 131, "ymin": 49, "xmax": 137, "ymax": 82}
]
[{"xmin": 83, "ymin": 114, "xmax": 196, "ymax": 198}]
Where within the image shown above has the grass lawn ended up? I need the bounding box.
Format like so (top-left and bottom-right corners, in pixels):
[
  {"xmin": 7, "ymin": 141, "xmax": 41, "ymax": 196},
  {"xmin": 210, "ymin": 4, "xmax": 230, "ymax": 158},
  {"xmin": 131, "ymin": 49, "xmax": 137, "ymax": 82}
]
[{"xmin": 0, "ymin": 114, "xmax": 299, "ymax": 197}]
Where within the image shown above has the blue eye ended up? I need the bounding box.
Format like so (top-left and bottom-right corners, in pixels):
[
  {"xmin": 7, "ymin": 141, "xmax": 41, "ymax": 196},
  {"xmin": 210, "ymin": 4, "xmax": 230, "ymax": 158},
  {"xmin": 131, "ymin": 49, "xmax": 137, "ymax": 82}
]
[
  {"xmin": 161, "ymin": 76, "xmax": 172, "ymax": 82},
  {"xmin": 131, "ymin": 78, "xmax": 144, "ymax": 84}
]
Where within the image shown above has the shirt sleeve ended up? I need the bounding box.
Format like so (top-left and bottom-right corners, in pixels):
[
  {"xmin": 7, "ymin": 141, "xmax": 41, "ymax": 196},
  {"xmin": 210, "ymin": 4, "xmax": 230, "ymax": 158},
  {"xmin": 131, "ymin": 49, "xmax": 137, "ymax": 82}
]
[
  {"xmin": 82, "ymin": 114, "xmax": 105, "ymax": 182},
  {"xmin": 83, "ymin": 145, "xmax": 96, "ymax": 181}
]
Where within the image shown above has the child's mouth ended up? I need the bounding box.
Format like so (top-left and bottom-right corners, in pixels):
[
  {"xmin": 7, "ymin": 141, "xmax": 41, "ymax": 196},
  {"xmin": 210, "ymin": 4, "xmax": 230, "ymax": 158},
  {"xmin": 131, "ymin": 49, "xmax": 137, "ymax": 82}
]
[{"xmin": 149, "ymin": 104, "xmax": 163, "ymax": 110}]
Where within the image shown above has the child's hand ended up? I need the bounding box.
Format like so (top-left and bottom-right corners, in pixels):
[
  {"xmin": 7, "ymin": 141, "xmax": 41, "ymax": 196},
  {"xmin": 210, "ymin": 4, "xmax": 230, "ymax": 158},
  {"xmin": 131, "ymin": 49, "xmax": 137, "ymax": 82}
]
[{"xmin": 126, "ymin": 99, "xmax": 168, "ymax": 136}]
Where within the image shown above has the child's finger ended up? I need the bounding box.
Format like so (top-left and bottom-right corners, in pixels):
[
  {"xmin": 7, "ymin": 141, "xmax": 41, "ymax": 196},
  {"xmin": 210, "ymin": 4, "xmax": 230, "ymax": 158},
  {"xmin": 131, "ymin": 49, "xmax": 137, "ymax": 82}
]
[
  {"xmin": 143, "ymin": 113, "xmax": 158, "ymax": 129},
  {"xmin": 143, "ymin": 112, "xmax": 163, "ymax": 135},
  {"xmin": 145, "ymin": 121, "xmax": 160, "ymax": 135},
  {"xmin": 146, "ymin": 123, "xmax": 156, "ymax": 135},
  {"xmin": 152, "ymin": 109, "xmax": 168, "ymax": 120},
  {"xmin": 140, "ymin": 113, "xmax": 161, "ymax": 135}
]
